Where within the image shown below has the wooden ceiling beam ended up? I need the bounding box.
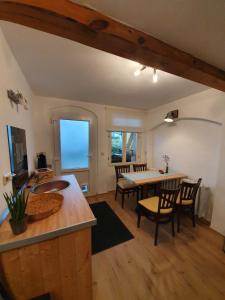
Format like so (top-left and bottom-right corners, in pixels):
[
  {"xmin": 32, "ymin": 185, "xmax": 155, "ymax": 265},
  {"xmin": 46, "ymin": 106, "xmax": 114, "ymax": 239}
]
[{"xmin": 0, "ymin": 0, "xmax": 225, "ymax": 92}]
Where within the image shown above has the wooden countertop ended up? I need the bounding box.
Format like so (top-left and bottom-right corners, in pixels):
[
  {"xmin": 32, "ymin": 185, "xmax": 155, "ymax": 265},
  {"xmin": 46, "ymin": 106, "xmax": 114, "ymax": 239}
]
[{"xmin": 0, "ymin": 175, "xmax": 96, "ymax": 252}]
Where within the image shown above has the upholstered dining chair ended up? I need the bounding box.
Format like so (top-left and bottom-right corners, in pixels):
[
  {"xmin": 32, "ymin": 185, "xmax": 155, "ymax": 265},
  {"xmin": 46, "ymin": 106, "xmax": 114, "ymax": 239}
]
[
  {"xmin": 133, "ymin": 163, "xmax": 148, "ymax": 172},
  {"xmin": 176, "ymin": 178, "xmax": 202, "ymax": 232},
  {"xmin": 137, "ymin": 188, "xmax": 180, "ymax": 246},
  {"xmin": 115, "ymin": 165, "xmax": 139, "ymax": 208}
]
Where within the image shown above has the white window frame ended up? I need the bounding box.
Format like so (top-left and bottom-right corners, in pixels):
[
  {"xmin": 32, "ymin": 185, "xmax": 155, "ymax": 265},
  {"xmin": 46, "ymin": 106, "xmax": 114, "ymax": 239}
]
[{"xmin": 108, "ymin": 131, "xmax": 141, "ymax": 165}]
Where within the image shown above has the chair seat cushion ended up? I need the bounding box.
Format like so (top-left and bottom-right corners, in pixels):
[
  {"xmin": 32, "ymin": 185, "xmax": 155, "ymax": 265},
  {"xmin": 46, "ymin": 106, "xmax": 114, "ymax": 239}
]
[
  {"xmin": 176, "ymin": 194, "xmax": 193, "ymax": 205},
  {"xmin": 139, "ymin": 197, "xmax": 172, "ymax": 214},
  {"xmin": 117, "ymin": 178, "xmax": 137, "ymax": 189}
]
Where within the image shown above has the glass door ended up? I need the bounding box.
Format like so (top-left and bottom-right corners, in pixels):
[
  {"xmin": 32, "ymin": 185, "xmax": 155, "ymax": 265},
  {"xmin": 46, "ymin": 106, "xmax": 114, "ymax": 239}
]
[
  {"xmin": 59, "ymin": 119, "xmax": 90, "ymax": 193},
  {"xmin": 60, "ymin": 119, "xmax": 89, "ymax": 170}
]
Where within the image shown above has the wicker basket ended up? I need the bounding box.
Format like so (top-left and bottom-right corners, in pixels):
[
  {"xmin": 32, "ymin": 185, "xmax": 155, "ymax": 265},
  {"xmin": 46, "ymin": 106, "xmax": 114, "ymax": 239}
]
[
  {"xmin": 35, "ymin": 168, "xmax": 54, "ymax": 182},
  {"xmin": 26, "ymin": 192, "xmax": 63, "ymax": 222}
]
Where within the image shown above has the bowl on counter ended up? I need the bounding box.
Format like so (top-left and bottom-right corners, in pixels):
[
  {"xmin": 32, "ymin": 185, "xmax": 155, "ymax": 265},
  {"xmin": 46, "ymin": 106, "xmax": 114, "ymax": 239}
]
[{"xmin": 31, "ymin": 180, "xmax": 70, "ymax": 194}]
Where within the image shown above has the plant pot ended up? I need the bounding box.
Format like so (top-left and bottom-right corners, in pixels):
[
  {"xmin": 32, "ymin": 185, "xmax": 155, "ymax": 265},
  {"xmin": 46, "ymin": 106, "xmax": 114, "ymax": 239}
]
[{"xmin": 9, "ymin": 215, "xmax": 28, "ymax": 235}]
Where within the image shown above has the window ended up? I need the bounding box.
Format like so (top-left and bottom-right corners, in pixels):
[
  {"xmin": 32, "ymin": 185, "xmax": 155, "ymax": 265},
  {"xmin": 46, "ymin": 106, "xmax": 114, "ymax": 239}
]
[
  {"xmin": 110, "ymin": 131, "xmax": 138, "ymax": 164},
  {"xmin": 111, "ymin": 131, "xmax": 123, "ymax": 163},
  {"xmin": 126, "ymin": 132, "xmax": 137, "ymax": 162}
]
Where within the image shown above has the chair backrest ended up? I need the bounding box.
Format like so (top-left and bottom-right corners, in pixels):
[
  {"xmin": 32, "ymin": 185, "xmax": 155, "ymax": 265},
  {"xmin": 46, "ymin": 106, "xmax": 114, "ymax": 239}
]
[
  {"xmin": 161, "ymin": 179, "xmax": 181, "ymax": 190},
  {"xmin": 133, "ymin": 163, "xmax": 147, "ymax": 172},
  {"xmin": 115, "ymin": 165, "xmax": 130, "ymax": 182},
  {"xmin": 158, "ymin": 188, "xmax": 180, "ymax": 213},
  {"xmin": 179, "ymin": 178, "xmax": 202, "ymax": 204}
]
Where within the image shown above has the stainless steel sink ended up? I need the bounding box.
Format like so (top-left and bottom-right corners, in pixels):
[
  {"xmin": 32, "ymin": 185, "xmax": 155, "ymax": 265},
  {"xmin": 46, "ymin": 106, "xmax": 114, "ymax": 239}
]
[{"xmin": 32, "ymin": 180, "xmax": 70, "ymax": 194}]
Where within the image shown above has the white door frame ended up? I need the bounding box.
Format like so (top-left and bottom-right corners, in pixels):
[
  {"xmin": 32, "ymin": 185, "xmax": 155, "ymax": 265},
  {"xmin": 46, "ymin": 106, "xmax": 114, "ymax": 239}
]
[{"xmin": 51, "ymin": 105, "xmax": 98, "ymax": 196}]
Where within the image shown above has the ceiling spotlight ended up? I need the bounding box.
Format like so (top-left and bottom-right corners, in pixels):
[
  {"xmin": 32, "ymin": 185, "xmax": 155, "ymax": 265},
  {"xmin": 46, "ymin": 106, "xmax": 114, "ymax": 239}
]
[
  {"xmin": 134, "ymin": 65, "xmax": 146, "ymax": 77},
  {"xmin": 134, "ymin": 69, "xmax": 141, "ymax": 77},
  {"xmin": 153, "ymin": 68, "xmax": 158, "ymax": 83},
  {"xmin": 164, "ymin": 110, "xmax": 179, "ymax": 123}
]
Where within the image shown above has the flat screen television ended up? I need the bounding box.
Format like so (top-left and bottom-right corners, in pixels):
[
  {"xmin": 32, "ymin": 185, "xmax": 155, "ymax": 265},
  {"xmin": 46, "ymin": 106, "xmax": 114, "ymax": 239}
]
[{"xmin": 7, "ymin": 126, "xmax": 29, "ymax": 193}]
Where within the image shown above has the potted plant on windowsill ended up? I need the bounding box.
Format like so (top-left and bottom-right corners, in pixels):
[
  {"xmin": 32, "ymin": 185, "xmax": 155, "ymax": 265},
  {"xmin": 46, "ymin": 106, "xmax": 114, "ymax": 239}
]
[{"xmin": 3, "ymin": 190, "xmax": 28, "ymax": 235}]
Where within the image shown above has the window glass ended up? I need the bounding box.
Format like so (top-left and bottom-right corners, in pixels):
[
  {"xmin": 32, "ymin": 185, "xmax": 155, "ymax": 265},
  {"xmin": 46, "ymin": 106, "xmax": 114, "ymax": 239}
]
[
  {"xmin": 111, "ymin": 131, "xmax": 123, "ymax": 163},
  {"xmin": 126, "ymin": 132, "xmax": 137, "ymax": 162},
  {"xmin": 60, "ymin": 120, "xmax": 89, "ymax": 170}
]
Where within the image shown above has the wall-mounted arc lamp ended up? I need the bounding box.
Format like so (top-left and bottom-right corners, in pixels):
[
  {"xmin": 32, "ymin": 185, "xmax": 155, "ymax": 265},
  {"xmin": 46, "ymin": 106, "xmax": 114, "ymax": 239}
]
[{"xmin": 164, "ymin": 110, "xmax": 179, "ymax": 123}]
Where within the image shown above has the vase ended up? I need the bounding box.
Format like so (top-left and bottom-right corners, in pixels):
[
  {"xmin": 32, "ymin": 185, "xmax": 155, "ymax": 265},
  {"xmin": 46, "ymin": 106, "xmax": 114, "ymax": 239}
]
[
  {"xmin": 165, "ymin": 164, "xmax": 169, "ymax": 173},
  {"xmin": 9, "ymin": 215, "xmax": 28, "ymax": 235}
]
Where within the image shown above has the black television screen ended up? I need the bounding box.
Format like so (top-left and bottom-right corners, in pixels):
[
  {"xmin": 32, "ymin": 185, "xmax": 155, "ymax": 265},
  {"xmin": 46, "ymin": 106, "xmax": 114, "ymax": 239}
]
[{"xmin": 7, "ymin": 126, "xmax": 28, "ymax": 193}]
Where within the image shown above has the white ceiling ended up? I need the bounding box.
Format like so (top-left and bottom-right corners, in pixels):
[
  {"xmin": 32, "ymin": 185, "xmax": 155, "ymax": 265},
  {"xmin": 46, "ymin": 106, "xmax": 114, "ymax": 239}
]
[
  {"xmin": 74, "ymin": 0, "xmax": 225, "ymax": 70},
  {"xmin": 1, "ymin": 21, "xmax": 208, "ymax": 110}
]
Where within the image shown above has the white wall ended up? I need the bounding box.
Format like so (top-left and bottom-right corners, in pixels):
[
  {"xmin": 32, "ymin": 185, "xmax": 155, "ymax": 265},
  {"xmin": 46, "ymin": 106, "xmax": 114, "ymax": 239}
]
[
  {"xmin": 152, "ymin": 120, "xmax": 222, "ymax": 187},
  {"xmin": 32, "ymin": 96, "xmax": 147, "ymax": 194},
  {"xmin": 0, "ymin": 27, "xmax": 35, "ymax": 214},
  {"xmin": 212, "ymin": 134, "xmax": 225, "ymax": 234},
  {"xmin": 147, "ymin": 89, "xmax": 225, "ymax": 235}
]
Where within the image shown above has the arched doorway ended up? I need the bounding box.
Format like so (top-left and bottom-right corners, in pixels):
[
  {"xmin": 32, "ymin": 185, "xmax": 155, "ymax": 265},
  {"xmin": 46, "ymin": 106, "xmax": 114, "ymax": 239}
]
[{"xmin": 51, "ymin": 105, "xmax": 98, "ymax": 196}]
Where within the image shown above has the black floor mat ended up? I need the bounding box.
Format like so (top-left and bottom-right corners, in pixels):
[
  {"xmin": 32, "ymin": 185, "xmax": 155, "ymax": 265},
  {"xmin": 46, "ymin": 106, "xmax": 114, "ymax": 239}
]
[{"xmin": 90, "ymin": 201, "xmax": 134, "ymax": 255}]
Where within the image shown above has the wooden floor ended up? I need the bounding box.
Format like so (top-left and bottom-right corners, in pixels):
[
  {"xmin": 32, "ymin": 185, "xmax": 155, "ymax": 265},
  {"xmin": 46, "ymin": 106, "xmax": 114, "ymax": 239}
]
[{"xmin": 87, "ymin": 192, "xmax": 225, "ymax": 300}]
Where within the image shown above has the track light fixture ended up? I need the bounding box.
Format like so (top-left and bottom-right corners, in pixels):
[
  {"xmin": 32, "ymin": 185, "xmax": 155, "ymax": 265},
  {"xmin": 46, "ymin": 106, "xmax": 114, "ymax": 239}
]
[
  {"xmin": 134, "ymin": 69, "xmax": 141, "ymax": 77},
  {"xmin": 133, "ymin": 65, "xmax": 159, "ymax": 83},
  {"xmin": 153, "ymin": 68, "xmax": 158, "ymax": 83},
  {"xmin": 134, "ymin": 65, "xmax": 146, "ymax": 77}
]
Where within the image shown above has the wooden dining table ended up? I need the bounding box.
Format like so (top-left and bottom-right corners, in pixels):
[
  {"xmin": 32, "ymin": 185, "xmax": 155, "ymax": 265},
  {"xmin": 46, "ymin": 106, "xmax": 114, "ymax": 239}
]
[{"xmin": 122, "ymin": 169, "xmax": 187, "ymax": 199}]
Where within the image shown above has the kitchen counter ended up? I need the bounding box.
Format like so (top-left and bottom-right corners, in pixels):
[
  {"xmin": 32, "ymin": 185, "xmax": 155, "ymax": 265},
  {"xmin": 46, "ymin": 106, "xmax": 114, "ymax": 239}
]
[
  {"xmin": 0, "ymin": 174, "xmax": 96, "ymax": 252},
  {"xmin": 0, "ymin": 175, "xmax": 96, "ymax": 300}
]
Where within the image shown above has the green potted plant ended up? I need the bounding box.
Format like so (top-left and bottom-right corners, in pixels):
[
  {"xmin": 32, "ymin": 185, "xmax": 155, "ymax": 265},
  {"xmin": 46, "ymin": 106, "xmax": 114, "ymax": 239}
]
[{"xmin": 3, "ymin": 189, "xmax": 28, "ymax": 235}]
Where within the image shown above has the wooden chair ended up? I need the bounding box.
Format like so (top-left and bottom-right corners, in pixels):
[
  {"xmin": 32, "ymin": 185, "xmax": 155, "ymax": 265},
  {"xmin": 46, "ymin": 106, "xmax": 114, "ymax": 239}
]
[
  {"xmin": 115, "ymin": 165, "xmax": 139, "ymax": 208},
  {"xmin": 133, "ymin": 163, "xmax": 147, "ymax": 172},
  {"xmin": 137, "ymin": 188, "xmax": 180, "ymax": 246},
  {"xmin": 176, "ymin": 178, "xmax": 202, "ymax": 232}
]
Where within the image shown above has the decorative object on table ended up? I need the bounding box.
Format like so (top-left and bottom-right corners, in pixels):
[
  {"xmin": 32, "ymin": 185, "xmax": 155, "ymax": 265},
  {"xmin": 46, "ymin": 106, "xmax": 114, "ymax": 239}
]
[
  {"xmin": 26, "ymin": 193, "xmax": 63, "ymax": 222},
  {"xmin": 37, "ymin": 152, "xmax": 47, "ymax": 169},
  {"xmin": 7, "ymin": 90, "xmax": 28, "ymax": 110},
  {"xmin": 3, "ymin": 189, "xmax": 28, "ymax": 235},
  {"xmin": 164, "ymin": 109, "xmax": 179, "ymax": 123},
  {"xmin": 162, "ymin": 154, "xmax": 170, "ymax": 173}
]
